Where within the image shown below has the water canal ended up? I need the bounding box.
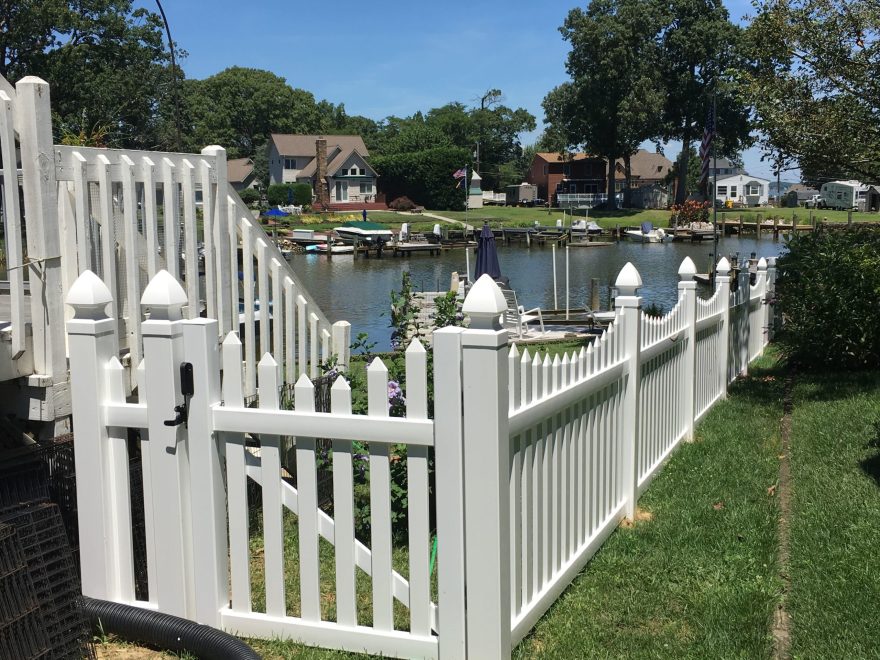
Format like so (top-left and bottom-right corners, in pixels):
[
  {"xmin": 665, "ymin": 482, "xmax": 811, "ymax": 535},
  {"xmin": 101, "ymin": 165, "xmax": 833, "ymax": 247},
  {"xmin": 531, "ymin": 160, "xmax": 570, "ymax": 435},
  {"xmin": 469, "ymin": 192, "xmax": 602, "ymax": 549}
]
[{"xmin": 288, "ymin": 236, "xmax": 787, "ymax": 350}]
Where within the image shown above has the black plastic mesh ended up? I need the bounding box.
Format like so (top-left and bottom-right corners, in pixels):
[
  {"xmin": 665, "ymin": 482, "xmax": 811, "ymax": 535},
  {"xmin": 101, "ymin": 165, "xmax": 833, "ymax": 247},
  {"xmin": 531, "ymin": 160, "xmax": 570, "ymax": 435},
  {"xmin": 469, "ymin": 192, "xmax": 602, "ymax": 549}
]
[{"xmin": 0, "ymin": 522, "xmax": 50, "ymax": 660}]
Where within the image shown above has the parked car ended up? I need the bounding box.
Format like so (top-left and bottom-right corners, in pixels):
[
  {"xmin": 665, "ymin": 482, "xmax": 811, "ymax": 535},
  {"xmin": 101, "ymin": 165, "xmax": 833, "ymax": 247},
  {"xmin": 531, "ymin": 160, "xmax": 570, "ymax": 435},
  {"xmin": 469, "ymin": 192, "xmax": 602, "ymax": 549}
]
[{"xmin": 804, "ymin": 194, "xmax": 825, "ymax": 208}]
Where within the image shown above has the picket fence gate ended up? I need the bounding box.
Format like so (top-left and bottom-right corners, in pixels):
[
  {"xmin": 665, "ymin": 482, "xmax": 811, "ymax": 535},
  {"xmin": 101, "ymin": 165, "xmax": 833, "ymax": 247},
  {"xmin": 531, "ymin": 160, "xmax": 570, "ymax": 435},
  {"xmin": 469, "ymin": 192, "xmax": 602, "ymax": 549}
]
[{"xmin": 67, "ymin": 255, "xmax": 774, "ymax": 659}]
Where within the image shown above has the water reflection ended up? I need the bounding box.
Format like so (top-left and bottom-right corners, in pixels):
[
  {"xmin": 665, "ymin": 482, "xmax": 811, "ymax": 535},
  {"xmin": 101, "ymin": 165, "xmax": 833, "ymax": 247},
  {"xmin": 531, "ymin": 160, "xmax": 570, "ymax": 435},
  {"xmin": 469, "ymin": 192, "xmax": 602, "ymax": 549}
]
[{"xmin": 287, "ymin": 237, "xmax": 786, "ymax": 350}]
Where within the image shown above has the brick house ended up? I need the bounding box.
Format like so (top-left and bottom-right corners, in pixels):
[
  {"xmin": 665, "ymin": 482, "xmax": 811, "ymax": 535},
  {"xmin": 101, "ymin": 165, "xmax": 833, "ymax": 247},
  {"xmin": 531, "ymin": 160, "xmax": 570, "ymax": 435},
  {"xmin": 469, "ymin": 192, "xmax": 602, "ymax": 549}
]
[{"xmin": 527, "ymin": 152, "xmax": 606, "ymax": 205}]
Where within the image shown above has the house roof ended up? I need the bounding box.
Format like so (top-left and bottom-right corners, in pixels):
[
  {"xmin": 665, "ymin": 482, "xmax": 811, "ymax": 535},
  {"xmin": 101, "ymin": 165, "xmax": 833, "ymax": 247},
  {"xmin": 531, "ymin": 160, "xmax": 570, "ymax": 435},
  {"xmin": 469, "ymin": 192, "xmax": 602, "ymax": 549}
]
[
  {"xmin": 710, "ymin": 157, "xmax": 742, "ymax": 170},
  {"xmin": 613, "ymin": 150, "xmax": 673, "ymax": 181},
  {"xmin": 296, "ymin": 146, "xmax": 376, "ymax": 179},
  {"xmin": 534, "ymin": 152, "xmax": 598, "ymax": 163},
  {"xmin": 715, "ymin": 173, "xmax": 770, "ymax": 184},
  {"xmin": 227, "ymin": 157, "xmax": 254, "ymax": 184},
  {"xmin": 270, "ymin": 134, "xmax": 369, "ymax": 158}
]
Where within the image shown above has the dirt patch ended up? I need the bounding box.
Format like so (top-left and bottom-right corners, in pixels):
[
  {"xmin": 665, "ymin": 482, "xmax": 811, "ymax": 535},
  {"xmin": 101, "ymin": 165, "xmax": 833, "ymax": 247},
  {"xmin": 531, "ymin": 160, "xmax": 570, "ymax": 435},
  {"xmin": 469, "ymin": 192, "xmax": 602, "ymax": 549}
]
[
  {"xmin": 620, "ymin": 507, "xmax": 653, "ymax": 527},
  {"xmin": 95, "ymin": 643, "xmax": 168, "ymax": 659},
  {"xmin": 772, "ymin": 374, "xmax": 794, "ymax": 660}
]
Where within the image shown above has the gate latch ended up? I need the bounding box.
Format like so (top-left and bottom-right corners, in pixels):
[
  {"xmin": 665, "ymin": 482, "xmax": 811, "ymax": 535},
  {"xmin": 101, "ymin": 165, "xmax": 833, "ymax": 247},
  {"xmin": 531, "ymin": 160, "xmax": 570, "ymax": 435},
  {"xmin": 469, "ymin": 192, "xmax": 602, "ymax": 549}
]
[{"xmin": 164, "ymin": 362, "xmax": 194, "ymax": 428}]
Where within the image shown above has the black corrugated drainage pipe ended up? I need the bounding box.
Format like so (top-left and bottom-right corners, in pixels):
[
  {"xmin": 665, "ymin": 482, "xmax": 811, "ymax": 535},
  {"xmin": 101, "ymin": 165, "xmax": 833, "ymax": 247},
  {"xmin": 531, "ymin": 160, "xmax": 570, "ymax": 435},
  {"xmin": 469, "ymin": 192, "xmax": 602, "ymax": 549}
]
[{"xmin": 83, "ymin": 597, "xmax": 261, "ymax": 659}]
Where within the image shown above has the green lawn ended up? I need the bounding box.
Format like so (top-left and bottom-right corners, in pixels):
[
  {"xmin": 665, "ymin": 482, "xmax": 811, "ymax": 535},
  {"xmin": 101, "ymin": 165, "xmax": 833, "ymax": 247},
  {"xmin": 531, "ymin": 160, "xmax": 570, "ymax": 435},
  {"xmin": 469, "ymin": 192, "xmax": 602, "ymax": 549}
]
[{"xmin": 265, "ymin": 205, "xmax": 880, "ymax": 235}]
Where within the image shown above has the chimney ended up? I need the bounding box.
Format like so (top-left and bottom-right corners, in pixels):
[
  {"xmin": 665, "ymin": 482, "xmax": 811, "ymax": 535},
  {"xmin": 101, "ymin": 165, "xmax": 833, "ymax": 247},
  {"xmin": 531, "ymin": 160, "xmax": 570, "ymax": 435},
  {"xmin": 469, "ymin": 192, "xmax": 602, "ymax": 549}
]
[{"xmin": 315, "ymin": 138, "xmax": 330, "ymax": 209}]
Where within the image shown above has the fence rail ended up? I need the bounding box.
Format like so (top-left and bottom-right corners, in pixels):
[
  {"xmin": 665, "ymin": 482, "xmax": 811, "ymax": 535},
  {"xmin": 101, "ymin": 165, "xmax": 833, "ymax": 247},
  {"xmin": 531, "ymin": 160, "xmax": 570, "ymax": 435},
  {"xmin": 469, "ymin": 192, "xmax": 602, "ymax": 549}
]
[{"xmin": 67, "ymin": 235, "xmax": 774, "ymax": 659}]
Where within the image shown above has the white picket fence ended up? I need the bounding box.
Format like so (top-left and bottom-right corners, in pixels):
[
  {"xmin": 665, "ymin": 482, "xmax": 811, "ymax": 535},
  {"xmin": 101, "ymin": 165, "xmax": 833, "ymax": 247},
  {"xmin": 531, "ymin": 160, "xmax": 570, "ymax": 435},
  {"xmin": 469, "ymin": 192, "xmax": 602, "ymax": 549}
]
[
  {"xmin": 0, "ymin": 74, "xmax": 338, "ymax": 426},
  {"xmin": 66, "ymin": 255, "xmax": 774, "ymax": 659}
]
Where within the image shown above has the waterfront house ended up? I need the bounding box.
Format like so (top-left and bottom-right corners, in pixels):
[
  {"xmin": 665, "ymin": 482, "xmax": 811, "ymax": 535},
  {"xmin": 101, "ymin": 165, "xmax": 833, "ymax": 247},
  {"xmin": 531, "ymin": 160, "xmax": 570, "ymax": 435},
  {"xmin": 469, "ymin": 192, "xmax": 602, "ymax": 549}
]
[
  {"xmin": 709, "ymin": 157, "xmax": 745, "ymax": 178},
  {"xmin": 612, "ymin": 149, "xmax": 673, "ymax": 193},
  {"xmin": 268, "ymin": 134, "xmax": 380, "ymax": 209},
  {"xmin": 714, "ymin": 173, "xmax": 770, "ymax": 207},
  {"xmin": 527, "ymin": 152, "xmax": 606, "ymax": 205},
  {"xmin": 227, "ymin": 157, "xmax": 258, "ymax": 192}
]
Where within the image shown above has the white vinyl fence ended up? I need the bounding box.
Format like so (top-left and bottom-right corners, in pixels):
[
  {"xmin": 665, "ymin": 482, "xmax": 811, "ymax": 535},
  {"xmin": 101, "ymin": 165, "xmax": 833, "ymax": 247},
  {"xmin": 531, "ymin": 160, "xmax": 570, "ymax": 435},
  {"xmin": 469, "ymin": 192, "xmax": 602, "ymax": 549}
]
[{"xmin": 66, "ymin": 255, "xmax": 774, "ymax": 659}]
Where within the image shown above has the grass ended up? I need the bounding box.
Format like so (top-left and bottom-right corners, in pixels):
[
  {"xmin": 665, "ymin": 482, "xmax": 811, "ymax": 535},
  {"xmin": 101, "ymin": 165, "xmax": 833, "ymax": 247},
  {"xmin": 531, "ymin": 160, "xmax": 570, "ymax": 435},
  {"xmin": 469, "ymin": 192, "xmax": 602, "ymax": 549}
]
[
  {"xmin": 264, "ymin": 205, "xmax": 880, "ymax": 235},
  {"xmin": 787, "ymin": 369, "xmax": 880, "ymax": 658}
]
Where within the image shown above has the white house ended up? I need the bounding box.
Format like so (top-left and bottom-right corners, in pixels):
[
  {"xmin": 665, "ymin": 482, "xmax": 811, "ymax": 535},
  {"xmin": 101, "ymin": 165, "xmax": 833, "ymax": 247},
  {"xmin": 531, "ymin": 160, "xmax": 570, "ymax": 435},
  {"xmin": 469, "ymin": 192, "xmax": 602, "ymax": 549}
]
[
  {"xmin": 268, "ymin": 134, "xmax": 379, "ymax": 208},
  {"xmin": 714, "ymin": 173, "xmax": 770, "ymax": 207}
]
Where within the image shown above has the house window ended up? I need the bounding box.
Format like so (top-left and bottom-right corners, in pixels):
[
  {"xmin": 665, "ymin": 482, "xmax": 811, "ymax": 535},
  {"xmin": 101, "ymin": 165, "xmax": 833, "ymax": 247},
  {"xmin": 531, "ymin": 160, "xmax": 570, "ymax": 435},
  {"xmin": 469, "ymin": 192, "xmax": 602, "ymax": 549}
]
[
  {"xmin": 284, "ymin": 158, "xmax": 296, "ymax": 170},
  {"xmin": 748, "ymin": 184, "xmax": 759, "ymax": 195},
  {"xmin": 360, "ymin": 182, "xmax": 372, "ymax": 194},
  {"xmin": 730, "ymin": 186, "xmax": 737, "ymax": 197},
  {"xmin": 543, "ymin": 164, "xmax": 548, "ymax": 175},
  {"xmin": 351, "ymin": 167, "xmax": 359, "ymax": 176},
  {"xmin": 717, "ymin": 186, "xmax": 728, "ymax": 196},
  {"xmin": 837, "ymin": 192, "xmax": 842, "ymax": 200},
  {"xmin": 569, "ymin": 184, "xmax": 576, "ymax": 193},
  {"xmin": 360, "ymin": 167, "xmax": 366, "ymax": 175}
]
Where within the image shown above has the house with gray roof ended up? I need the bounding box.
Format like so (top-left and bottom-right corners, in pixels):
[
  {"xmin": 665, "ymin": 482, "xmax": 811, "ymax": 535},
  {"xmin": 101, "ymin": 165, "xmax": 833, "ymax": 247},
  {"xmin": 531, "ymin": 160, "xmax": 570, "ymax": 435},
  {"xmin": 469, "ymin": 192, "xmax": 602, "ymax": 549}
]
[{"xmin": 268, "ymin": 134, "xmax": 379, "ymax": 208}]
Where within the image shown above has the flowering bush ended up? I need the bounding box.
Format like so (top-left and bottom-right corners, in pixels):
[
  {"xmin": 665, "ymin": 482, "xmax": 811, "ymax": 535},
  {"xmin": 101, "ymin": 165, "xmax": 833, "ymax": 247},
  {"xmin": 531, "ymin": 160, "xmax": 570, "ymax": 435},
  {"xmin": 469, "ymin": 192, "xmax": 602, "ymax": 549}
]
[{"xmin": 671, "ymin": 199, "xmax": 710, "ymax": 227}]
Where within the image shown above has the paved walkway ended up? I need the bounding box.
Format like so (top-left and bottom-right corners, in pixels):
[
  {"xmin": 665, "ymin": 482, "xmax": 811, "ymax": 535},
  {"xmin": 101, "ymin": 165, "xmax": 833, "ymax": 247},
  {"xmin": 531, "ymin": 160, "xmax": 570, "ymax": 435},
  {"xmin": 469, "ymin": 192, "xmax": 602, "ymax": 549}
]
[{"xmin": 396, "ymin": 211, "xmax": 474, "ymax": 231}]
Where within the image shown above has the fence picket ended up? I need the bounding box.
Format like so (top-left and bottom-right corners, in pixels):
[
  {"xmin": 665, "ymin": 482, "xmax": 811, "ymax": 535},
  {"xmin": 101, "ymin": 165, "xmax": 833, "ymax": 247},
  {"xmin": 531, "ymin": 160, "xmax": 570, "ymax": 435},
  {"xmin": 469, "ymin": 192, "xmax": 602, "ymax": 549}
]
[
  {"xmin": 309, "ymin": 313, "xmax": 320, "ymax": 378},
  {"xmin": 271, "ymin": 259, "xmax": 283, "ymax": 366},
  {"xmin": 257, "ymin": 240, "xmax": 269, "ymax": 356},
  {"xmin": 284, "ymin": 278, "xmax": 296, "ymax": 385},
  {"xmin": 180, "ymin": 159, "xmax": 199, "ymax": 317},
  {"xmin": 161, "ymin": 158, "xmax": 179, "ymax": 279},
  {"xmin": 241, "ymin": 221, "xmax": 256, "ymax": 397},
  {"xmin": 367, "ymin": 357, "xmax": 394, "ymax": 630},
  {"xmin": 71, "ymin": 151, "xmax": 90, "ymax": 273},
  {"xmin": 405, "ymin": 339, "xmax": 431, "ymax": 636},
  {"xmin": 120, "ymin": 155, "xmax": 141, "ymax": 367},
  {"xmin": 258, "ymin": 354, "xmax": 285, "ymax": 617},
  {"xmin": 141, "ymin": 157, "xmax": 159, "ymax": 278},
  {"xmin": 222, "ymin": 334, "xmax": 250, "ymax": 612},
  {"xmin": 330, "ymin": 378, "xmax": 357, "ymax": 626},
  {"xmin": 294, "ymin": 373, "xmax": 321, "ymax": 621},
  {"xmin": 199, "ymin": 158, "xmax": 216, "ymax": 323},
  {"xmin": 297, "ymin": 296, "xmax": 307, "ymax": 379}
]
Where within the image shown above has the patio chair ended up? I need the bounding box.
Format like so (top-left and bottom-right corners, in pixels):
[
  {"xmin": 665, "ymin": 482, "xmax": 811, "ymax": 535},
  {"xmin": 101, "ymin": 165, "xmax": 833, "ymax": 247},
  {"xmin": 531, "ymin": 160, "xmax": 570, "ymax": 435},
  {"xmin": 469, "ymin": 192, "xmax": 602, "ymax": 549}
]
[{"xmin": 500, "ymin": 289, "xmax": 545, "ymax": 338}]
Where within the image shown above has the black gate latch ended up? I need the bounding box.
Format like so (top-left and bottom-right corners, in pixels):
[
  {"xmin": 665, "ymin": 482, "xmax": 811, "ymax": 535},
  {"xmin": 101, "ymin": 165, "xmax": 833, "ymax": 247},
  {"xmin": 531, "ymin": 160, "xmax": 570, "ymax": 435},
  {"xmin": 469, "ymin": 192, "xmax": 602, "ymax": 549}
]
[{"xmin": 164, "ymin": 362, "xmax": 194, "ymax": 427}]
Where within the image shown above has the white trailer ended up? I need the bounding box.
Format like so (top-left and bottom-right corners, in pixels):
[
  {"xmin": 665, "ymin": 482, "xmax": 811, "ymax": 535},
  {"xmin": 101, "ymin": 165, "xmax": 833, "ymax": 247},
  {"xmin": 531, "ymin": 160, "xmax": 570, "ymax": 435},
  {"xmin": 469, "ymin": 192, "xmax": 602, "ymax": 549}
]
[{"xmin": 819, "ymin": 180, "xmax": 868, "ymax": 210}]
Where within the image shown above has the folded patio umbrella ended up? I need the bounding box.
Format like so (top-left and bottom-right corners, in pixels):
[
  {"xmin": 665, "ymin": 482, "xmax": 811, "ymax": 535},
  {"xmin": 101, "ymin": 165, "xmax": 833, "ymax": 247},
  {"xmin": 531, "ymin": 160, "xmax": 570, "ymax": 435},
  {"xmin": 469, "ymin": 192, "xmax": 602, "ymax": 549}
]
[{"xmin": 474, "ymin": 222, "xmax": 501, "ymax": 280}]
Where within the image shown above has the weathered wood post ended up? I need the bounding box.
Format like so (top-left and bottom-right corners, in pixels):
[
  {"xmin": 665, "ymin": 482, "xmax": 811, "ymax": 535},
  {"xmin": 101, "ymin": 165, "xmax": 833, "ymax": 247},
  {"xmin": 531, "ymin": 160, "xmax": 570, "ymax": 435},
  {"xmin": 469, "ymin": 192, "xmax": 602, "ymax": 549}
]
[
  {"xmin": 18, "ymin": 76, "xmax": 68, "ymax": 431},
  {"xmin": 678, "ymin": 257, "xmax": 698, "ymax": 442},
  {"xmin": 715, "ymin": 258, "xmax": 732, "ymax": 399},
  {"xmin": 460, "ymin": 276, "xmax": 511, "ymax": 658},
  {"xmin": 433, "ymin": 326, "xmax": 467, "ymax": 660},
  {"xmin": 615, "ymin": 263, "xmax": 643, "ymax": 519},
  {"xmin": 66, "ymin": 271, "xmax": 133, "ymax": 601},
  {"xmin": 141, "ymin": 270, "xmax": 193, "ymax": 619},
  {"xmin": 182, "ymin": 317, "xmax": 228, "ymax": 626}
]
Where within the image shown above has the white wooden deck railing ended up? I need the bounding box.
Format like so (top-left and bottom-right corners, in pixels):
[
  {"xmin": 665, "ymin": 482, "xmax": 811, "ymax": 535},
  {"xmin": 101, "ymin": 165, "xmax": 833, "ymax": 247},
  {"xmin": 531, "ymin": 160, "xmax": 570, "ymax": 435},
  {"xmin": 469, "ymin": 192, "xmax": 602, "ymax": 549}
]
[
  {"xmin": 66, "ymin": 252, "xmax": 774, "ymax": 659},
  {"xmin": 0, "ymin": 73, "xmax": 340, "ymax": 416}
]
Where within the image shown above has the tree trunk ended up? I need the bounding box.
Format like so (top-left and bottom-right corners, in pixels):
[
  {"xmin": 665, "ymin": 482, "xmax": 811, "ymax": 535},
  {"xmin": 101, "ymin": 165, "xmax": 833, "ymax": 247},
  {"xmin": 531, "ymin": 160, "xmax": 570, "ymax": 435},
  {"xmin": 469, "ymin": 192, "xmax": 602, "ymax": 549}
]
[
  {"xmin": 606, "ymin": 156, "xmax": 617, "ymax": 210},
  {"xmin": 675, "ymin": 123, "xmax": 692, "ymax": 205},
  {"xmin": 623, "ymin": 153, "xmax": 633, "ymax": 208}
]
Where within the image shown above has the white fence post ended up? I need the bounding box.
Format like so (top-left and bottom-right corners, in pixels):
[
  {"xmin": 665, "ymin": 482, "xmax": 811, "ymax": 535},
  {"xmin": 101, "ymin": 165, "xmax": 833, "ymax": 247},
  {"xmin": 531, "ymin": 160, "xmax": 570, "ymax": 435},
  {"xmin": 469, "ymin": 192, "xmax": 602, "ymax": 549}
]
[
  {"xmin": 678, "ymin": 257, "xmax": 697, "ymax": 442},
  {"xmin": 460, "ymin": 275, "xmax": 511, "ymax": 659},
  {"xmin": 202, "ymin": 145, "xmax": 233, "ymax": 337},
  {"xmin": 182, "ymin": 317, "xmax": 228, "ymax": 627},
  {"xmin": 616, "ymin": 263, "xmax": 643, "ymax": 519},
  {"xmin": 715, "ymin": 258, "xmax": 731, "ymax": 400},
  {"xmin": 66, "ymin": 271, "xmax": 126, "ymax": 600},
  {"xmin": 765, "ymin": 256, "xmax": 777, "ymax": 342},
  {"xmin": 140, "ymin": 270, "xmax": 193, "ymax": 619},
  {"xmin": 332, "ymin": 320, "xmax": 351, "ymax": 371},
  {"xmin": 433, "ymin": 326, "xmax": 467, "ymax": 660}
]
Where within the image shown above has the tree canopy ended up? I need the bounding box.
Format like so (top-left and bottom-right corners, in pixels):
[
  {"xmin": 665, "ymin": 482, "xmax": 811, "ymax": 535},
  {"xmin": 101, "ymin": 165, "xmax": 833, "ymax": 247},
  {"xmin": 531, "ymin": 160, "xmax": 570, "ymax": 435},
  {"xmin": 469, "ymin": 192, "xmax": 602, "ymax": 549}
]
[
  {"xmin": 0, "ymin": 0, "xmax": 175, "ymax": 149},
  {"xmin": 742, "ymin": 0, "xmax": 880, "ymax": 184}
]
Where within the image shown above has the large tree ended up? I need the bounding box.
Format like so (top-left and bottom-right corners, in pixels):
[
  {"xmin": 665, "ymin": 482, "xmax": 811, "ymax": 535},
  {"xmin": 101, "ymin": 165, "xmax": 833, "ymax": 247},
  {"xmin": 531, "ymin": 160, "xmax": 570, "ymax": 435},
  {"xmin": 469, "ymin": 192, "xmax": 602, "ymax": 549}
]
[
  {"xmin": 743, "ymin": 0, "xmax": 880, "ymax": 183},
  {"xmin": 544, "ymin": 0, "xmax": 664, "ymax": 208},
  {"xmin": 180, "ymin": 67, "xmax": 341, "ymax": 157},
  {"xmin": 0, "ymin": 0, "xmax": 175, "ymax": 149},
  {"xmin": 657, "ymin": 0, "xmax": 752, "ymax": 203}
]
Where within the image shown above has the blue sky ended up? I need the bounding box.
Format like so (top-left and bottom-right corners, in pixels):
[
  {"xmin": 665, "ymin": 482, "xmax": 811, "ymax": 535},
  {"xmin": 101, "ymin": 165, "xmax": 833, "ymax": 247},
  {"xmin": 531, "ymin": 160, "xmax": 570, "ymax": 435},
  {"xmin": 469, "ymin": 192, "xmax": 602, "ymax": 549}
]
[{"xmin": 150, "ymin": 0, "xmax": 789, "ymax": 181}]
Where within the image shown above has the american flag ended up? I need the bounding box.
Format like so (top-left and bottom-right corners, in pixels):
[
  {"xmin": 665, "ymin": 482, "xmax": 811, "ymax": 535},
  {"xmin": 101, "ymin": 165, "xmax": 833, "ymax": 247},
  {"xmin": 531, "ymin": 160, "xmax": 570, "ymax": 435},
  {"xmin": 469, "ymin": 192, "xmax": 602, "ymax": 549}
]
[
  {"xmin": 699, "ymin": 104, "xmax": 715, "ymax": 195},
  {"xmin": 452, "ymin": 167, "xmax": 467, "ymax": 179}
]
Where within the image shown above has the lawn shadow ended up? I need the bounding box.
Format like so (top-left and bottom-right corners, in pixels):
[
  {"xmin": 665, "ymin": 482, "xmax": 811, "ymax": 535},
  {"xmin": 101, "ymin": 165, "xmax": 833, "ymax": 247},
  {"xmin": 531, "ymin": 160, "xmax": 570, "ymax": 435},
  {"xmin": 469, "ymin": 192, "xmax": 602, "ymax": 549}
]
[{"xmin": 859, "ymin": 420, "xmax": 880, "ymax": 487}]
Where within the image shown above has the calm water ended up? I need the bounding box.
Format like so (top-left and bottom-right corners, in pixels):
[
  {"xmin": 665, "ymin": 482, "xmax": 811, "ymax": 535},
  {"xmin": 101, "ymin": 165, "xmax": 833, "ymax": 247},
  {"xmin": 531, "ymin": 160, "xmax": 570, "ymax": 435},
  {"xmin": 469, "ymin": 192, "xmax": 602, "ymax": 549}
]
[{"xmin": 288, "ymin": 237, "xmax": 787, "ymax": 350}]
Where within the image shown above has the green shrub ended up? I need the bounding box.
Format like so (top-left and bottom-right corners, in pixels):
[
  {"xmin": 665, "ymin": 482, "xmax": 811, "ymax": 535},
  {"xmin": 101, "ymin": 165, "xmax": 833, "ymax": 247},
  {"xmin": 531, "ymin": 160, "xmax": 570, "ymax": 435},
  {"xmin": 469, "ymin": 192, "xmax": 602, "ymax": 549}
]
[
  {"xmin": 267, "ymin": 183, "xmax": 312, "ymax": 207},
  {"xmin": 775, "ymin": 225, "xmax": 880, "ymax": 370},
  {"xmin": 238, "ymin": 188, "xmax": 259, "ymax": 205}
]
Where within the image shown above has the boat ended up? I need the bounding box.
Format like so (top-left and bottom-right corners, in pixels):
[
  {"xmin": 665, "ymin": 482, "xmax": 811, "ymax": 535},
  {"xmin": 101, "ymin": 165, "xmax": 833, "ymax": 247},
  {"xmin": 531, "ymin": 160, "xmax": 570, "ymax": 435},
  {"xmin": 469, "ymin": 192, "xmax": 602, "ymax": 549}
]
[
  {"xmin": 312, "ymin": 242, "xmax": 354, "ymax": 255},
  {"xmin": 624, "ymin": 221, "xmax": 670, "ymax": 243},
  {"xmin": 333, "ymin": 221, "xmax": 393, "ymax": 245}
]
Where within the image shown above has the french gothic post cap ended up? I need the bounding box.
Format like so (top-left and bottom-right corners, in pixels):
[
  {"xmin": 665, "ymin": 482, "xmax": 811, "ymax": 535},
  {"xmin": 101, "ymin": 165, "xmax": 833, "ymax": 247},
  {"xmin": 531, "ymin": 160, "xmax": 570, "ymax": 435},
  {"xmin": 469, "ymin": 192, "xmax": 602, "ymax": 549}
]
[
  {"xmin": 615, "ymin": 262, "xmax": 642, "ymax": 296},
  {"xmin": 141, "ymin": 270, "xmax": 187, "ymax": 321},
  {"xmin": 67, "ymin": 270, "xmax": 112, "ymax": 320},
  {"xmin": 757, "ymin": 257, "xmax": 767, "ymax": 271},
  {"xmin": 463, "ymin": 274, "xmax": 507, "ymax": 330},
  {"xmin": 716, "ymin": 257, "xmax": 731, "ymax": 276},
  {"xmin": 678, "ymin": 256, "xmax": 697, "ymax": 281}
]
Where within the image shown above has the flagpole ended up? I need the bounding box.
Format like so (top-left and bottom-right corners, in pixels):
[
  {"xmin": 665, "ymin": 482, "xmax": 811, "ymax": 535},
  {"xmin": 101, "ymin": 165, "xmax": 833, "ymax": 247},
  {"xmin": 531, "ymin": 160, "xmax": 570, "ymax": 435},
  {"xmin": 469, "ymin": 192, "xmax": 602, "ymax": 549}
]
[
  {"xmin": 712, "ymin": 92, "xmax": 718, "ymax": 284},
  {"xmin": 464, "ymin": 164, "xmax": 470, "ymax": 282}
]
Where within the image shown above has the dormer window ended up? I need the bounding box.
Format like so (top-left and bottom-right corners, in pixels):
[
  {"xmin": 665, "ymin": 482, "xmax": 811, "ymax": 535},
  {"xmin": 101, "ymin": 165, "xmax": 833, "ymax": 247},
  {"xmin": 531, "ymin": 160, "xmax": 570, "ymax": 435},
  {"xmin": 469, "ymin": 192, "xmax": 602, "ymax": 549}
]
[{"xmin": 284, "ymin": 158, "xmax": 296, "ymax": 170}]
